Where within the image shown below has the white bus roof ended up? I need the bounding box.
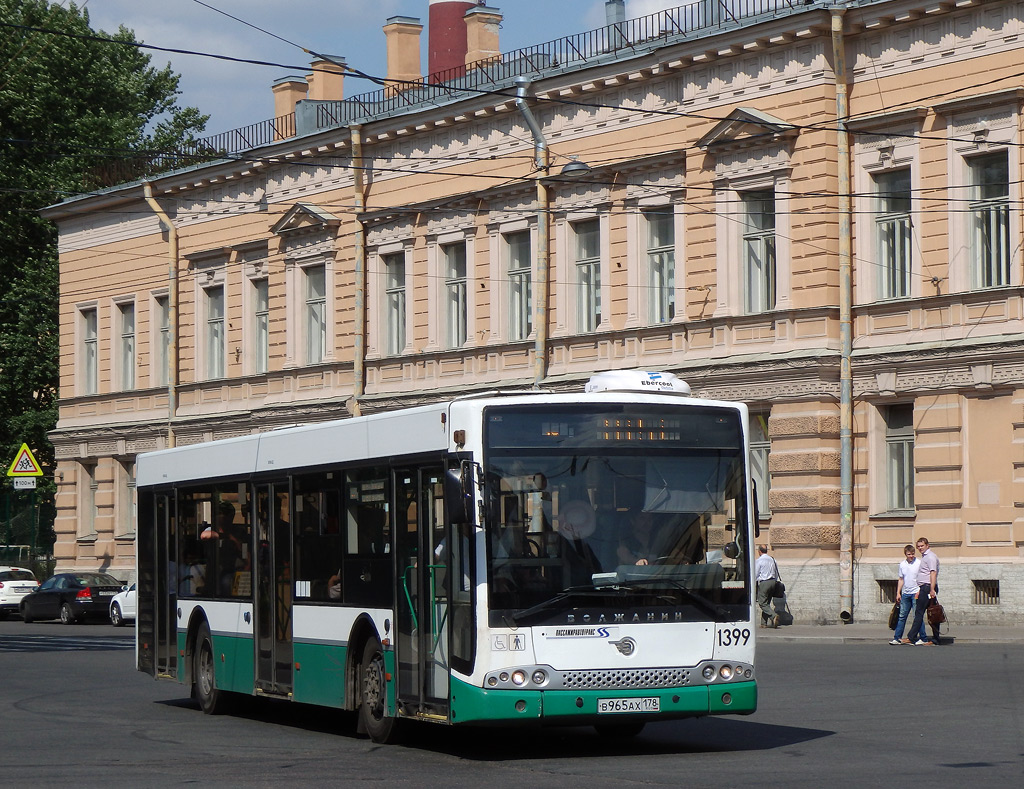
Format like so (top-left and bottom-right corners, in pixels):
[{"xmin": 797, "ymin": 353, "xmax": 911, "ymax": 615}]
[{"xmin": 136, "ymin": 386, "xmax": 746, "ymax": 488}]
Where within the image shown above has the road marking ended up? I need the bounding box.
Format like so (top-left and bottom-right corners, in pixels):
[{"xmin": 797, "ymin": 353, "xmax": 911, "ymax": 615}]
[{"xmin": 0, "ymin": 634, "xmax": 134, "ymax": 653}]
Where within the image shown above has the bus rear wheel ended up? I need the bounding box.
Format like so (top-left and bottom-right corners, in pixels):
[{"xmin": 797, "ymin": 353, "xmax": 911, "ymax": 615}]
[
  {"xmin": 193, "ymin": 622, "xmax": 231, "ymax": 715},
  {"xmin": 359, "ymin": 639, "xmax": 401, "ymax": 743}
]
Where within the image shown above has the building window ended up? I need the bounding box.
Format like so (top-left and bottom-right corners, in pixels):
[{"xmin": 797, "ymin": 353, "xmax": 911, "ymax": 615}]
[
  {"xmin": 444, "ymin": 243, "xmax": 467, "ymax": 348},
  {"xmin": 118, "ymin": 302, "xmax": 135, "ymax": 391},
  {"xmin": 972, "ymin": 579, "xmax": 1000, "ymax": 605},
  {"xmin": 79, "ymin": 462, "xmax": 98, "ymax": 538},
  {"xmin": 153, "ymin": 295, "xmax": 169, "ymax": 387},
  {"xmin": 81, "ymin": 307, "xmax": 98, "ymax": 395},
  {"xmin": 574, "ymin": 219, "xmax": 601, "ymax": 333},
  {"xmin": 252, "ymin": 279, "xmax": 269, "ymax": 374},
  {"xmin": 117, "ymin": 460, "xmax": 135, "ymax": 538},
  {"xmin": 205, "ymin": 285, "xmax": 225, "ymax": 379},
  {"xmin": 970, "ymin": 151, "xmax": 1010, "ymax": 289},
  {"xmin": 742, "ymin": 190, "xmax": 776, "ymax": 314},
  {"xmin": 383, "ymin": 253, "xmax": 406, "ymax": 355},
  {"xmin": 884, "ymin": 403, "xmax": 914, "ymax": 512},
  {"xmin": 877, "ymin": 579, "xmax": 898, "ymax": 604},
  {"xmin": 875, "ymin": 169, "xmax": 912, "ymax": 300},
  {"xmin": 749, "ymin": 413, "xmax": 771, "ymax": 518},
  {"xmin": 645, "ymin": 209, "xmax": 675, "ymax": 324},
  {"xmin": 304, "ymin": 265, "xmax": 327, "ymax": 364},
  {"xmin": 506, "ymin": 230, "xmax": 532, "ymax": 341}
]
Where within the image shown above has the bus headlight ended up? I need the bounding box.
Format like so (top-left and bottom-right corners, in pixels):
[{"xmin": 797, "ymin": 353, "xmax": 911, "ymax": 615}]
[
  {"xmin": 511, "ymin": 670, "xmax": 527, "ymax": 686},
  {"xmin": 531, "ymin": 669, "xmax": 547, "ymax": 686},
  {"xmin": 718, "ymin": 665, "xmax": 734, "ymax": 681},
  {"xmin": 702, "ymin": 666, "xmax": 715, "ymax": 680}
]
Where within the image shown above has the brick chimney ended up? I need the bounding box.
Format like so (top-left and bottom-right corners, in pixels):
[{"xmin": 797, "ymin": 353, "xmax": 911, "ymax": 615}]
[
  {"xmin": 464, "ymin": 6, "xmax": 502, "ymax": 68},
  {"xmin": 428, "ymin": 0, "xmax": 476, "ymax": 77},
  {"xmin": 306, "ymin": 56, "xmax": 346, "ymax": 101},
  {"xmin": 272, "ymin": 76, "xmax": 308, "ymax": 119},
  {"xmin": 605, "ymin": 0, "xmax": 625, "ymax": 25},
  {"xmin": 384, "ymin": 16, "xmax": 423, "ymax": 93}
]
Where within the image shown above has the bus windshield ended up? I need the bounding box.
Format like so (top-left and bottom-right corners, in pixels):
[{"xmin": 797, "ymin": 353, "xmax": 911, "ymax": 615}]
[{"xmin": 484, "ymin": 403, "xmax": 751, "ymax": 626}]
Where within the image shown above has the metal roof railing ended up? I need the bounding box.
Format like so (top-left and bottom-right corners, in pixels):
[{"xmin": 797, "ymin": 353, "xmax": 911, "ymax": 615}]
[{"xmin": 119, "ymin": 1, "xmax": 827, "ymax": 185}]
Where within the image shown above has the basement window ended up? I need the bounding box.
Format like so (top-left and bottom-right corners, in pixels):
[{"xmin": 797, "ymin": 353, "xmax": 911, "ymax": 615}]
[
  {"xmin": 877, "ymin": 579, "xmax": 898, "ymax": 605},
  {"xmin": 972, "ymin": 579, "xmax": 1000, "ymax": 605}
]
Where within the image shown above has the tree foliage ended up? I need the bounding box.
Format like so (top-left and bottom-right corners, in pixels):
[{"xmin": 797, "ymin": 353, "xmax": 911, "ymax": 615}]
[{"xmin": 0, "ymin": 0, "xmax": 209, "ymax": 547}]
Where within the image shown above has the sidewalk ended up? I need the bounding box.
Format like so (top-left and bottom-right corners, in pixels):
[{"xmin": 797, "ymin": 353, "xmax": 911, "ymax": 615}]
[{"xmin": 757, "ymin": 621, "xmax": 1024, "ymax": 644}]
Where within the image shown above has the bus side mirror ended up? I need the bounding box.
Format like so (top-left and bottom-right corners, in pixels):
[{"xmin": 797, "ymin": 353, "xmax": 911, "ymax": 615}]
[{"xmin": 445, "ymin": 464, "xmax": 476, "ymax": 526}]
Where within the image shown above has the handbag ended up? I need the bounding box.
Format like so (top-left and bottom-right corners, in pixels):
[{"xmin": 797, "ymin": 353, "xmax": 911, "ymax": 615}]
[
  {"xmin": 887, "ymin": 600, "xmax": 900, "ymax": 630},
  {"xmin": 926, "ymin": 598, "xmax": 947, "ymax": 627},
  {"xmin": 771, "ymin": 557, "xmax": 785, "ymax": 598}
]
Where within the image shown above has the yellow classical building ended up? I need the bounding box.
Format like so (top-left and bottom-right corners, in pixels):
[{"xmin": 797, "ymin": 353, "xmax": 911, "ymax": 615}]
[{"xmin": 43, "ymin": 0, "xmax": 1024, "ymax": 623}]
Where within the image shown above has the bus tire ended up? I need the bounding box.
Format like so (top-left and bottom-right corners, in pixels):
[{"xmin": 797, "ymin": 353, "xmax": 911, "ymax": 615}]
[
  {"xmin": 359, "ymin": 639, "xmax": 401, "ymax": 743},
  {"xmin": 193, "ymin": 622, "xmax": 230, "ymax": 715},
  {"xmin": 594, "ymin": 721, "xmax": 646, "ymax": 738}
]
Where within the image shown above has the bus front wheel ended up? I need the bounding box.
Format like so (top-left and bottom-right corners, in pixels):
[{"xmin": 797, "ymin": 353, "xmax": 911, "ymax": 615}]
[
  {"xmin": 193, "ymin": 622, "xmax": 230, "ymax": 715},
  {"xmin": 359, "ymin": 639, "xmax": 401, "ymax": 743}
]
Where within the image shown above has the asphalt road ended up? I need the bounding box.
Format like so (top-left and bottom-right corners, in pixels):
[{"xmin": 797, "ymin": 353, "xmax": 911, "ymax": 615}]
[{"xmin": 1, "ymin": 619, "xmax": 1021, "ymax": 787}]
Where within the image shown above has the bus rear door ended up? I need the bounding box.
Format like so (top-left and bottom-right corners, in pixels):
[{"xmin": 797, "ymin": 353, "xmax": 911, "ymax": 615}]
[{"xmin": 253, "ymin": 482, "xmax": 293, "ymax": 697}]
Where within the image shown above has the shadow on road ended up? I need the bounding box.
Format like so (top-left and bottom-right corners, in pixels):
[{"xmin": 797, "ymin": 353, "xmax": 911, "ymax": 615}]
[{"xmin": 153, "ymin": 693, "xmax": 832, "ymax": 758}]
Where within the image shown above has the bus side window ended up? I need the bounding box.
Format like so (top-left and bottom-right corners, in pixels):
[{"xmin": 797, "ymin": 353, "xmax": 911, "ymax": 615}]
[
  {"xmin": 344, "ymin": 468, "xmax": 393, "ymax": 607},
  {"xmin": 293, "ymin": 474, "xmax": 343, "ymax": 602}
]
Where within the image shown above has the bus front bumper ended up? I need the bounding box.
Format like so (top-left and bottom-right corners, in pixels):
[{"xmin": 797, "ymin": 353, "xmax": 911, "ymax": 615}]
[{"xmin": 450, "ymin": 677, "xmax": 756, "ymax": 725}]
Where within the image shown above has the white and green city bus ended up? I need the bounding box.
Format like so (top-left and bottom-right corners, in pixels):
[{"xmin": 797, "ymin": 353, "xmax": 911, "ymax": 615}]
[{"xmin": 136, "ymin": 371, "xmax": 758, "ymax": 742}]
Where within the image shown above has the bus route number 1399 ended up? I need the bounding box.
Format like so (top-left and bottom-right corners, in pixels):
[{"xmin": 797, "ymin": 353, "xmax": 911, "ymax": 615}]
[{"xmin": 716, "ymin": 626, "xmax": 751, "ymax": 647}]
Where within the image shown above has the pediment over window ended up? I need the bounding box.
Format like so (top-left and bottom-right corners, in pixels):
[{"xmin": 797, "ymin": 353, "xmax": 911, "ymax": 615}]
[
  {"xmin": 271, "ymin": 202, "xmax": 341, "ymax": 236},
  {"xmin": 696, "ymin": 108, "xmax": 798, "ymax": 153}
]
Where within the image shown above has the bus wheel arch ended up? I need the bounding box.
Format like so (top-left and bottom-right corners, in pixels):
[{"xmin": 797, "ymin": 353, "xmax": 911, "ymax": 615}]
[
  {"xmin": 347, "ymin": 616, "xmax": 402, "ymax": 743},
  {"xmin": 186, "ymin": 611, "xmax": 232, "ymax": 715},
  {"xmin": 345, "ymin": 616, "xmax": 380, "ymax": 712},
  {"xmin": 357, "ymin": 637, "xmax": 402, "ymax": 743}
]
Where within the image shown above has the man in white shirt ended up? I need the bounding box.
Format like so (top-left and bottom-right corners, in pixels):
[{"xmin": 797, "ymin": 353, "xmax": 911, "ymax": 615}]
[
  {"xmin": 906, "ymin": 537, "xmax": 940, "ymax": 646},
  {"xmin": 754, "ymin": 544, "xmax": 780, "ymax": 628},
  {"xmin": 890, "ymin": 544, "xmax": 920, "ymax": 645}
]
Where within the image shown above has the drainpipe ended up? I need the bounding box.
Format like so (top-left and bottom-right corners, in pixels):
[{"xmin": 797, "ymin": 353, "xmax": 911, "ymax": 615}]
[
  {"xmin": 515, "ymin": 76, "xmax": 551, "ymax": 387},
  {"xmin": 142, "ymin": 181, "xmax": 178, "ymax": 448},
  {"xmin": 350, "ymin": 124, "xmax": 366, "ymax": 417},
  {"xmin": 832, "ymin": 9, "xmax": 854, "ymax": 623}
]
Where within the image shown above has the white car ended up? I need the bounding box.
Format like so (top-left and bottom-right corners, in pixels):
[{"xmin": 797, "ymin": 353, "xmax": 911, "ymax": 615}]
[
  {"xmin": 109, "ymin": 583, "xmax": 136, "ymax": 627},
  {"xmin": 0, "ymin": 566, "xmax": 40, "ymax": 619}
]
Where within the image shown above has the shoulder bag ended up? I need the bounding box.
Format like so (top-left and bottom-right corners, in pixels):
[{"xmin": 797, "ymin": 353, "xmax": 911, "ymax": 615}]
[
  {"xmin": 771, "ymin": 557, "xmax": 785, "ymax": 598},
  {"xmin": 887, "ymin": 600, "xmax": 900, "ymax": 630}
]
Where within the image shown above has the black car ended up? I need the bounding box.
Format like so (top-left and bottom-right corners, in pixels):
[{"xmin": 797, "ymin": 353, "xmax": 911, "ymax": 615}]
[{"xmin": 20, "ymin": 572, "xmax": 125, "ymax": 624}]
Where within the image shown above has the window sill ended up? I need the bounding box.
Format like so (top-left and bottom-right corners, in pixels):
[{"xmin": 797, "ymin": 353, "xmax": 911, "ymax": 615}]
[
  {"xmin": 869, "ymin": 510, "xmax": 916, "ymax": 520},
  {"xmin": 76, "ymin": 533, "xmax": 99, "ymax": 544}
]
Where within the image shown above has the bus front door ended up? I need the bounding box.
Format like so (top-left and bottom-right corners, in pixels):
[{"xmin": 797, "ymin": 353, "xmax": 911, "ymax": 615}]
[
  {"xmin": 394, "ymin": 467, "xmax": 450, "ymax": 720},
  {"xmin": 253, "ymin": 482, "xmax": 293, "ymax": 697}
]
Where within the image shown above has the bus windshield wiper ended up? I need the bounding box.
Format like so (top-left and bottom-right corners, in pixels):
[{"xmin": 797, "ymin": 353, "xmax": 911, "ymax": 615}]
[
  {"xmin": 611, "ymin": 579, "xmax": 730, "ymax": 622},
  {"xmin": 510, "ymin": 586, "xmax": 610, "ymax": 626}
]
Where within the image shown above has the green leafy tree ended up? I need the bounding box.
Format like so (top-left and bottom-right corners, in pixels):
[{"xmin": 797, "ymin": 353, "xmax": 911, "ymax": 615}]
[{"xmin": 0, "ymin": 0, "xmax": 209, "ymax": 551}]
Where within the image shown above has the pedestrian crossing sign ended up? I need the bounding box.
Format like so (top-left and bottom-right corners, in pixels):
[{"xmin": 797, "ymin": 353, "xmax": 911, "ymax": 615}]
[{"xmin": 7, "ymin": 444, "xmax": 43, "ymax": 477}]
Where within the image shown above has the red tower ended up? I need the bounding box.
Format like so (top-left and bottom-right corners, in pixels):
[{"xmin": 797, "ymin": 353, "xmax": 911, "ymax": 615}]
[{"xmin": 428, "ymin": 0, "xmax": 477, "ymax": 77}]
